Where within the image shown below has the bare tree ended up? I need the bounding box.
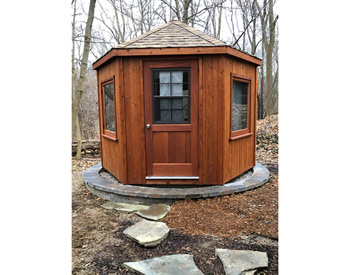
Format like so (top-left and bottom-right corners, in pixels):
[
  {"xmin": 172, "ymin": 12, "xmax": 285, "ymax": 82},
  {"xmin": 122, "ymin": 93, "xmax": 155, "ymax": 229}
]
[
  {"xmin": 72, "ymin": 0, "xmax": 96, "ymax": 159},
  {"xmin": 255, "ymin": 0, "xmax": 278, "ymax": 117},
  {"xmin": 72, "ymin": 0, "xmax": 78, "ymax": 136}
]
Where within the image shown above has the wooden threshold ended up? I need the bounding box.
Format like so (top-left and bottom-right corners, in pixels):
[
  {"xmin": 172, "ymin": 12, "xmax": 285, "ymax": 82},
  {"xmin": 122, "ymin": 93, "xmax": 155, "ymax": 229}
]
[{"xmin": 145, "ymin": 176, "xmax": 199, "ymax": 180}]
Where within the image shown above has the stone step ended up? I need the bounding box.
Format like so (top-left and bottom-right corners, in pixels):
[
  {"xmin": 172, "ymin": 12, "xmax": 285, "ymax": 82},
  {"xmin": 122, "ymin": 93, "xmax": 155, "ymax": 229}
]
[
  {"xmin": 215, "ymin": 249, "xmax": 268, "ymax": 275},
  {"xmin": 123, "ymin": 254, "xmax": 203, "ymax": 275},
  {"xmin": 136, "ymin": 203, "xmax": 171, "ymax": 221},
  {"xmin": 123, "ymin": 219, "xmax": 170, "ymax": 247},
  {"xmin": 101, "ymin": 202, "xmax": 149, "ymax": 213}
]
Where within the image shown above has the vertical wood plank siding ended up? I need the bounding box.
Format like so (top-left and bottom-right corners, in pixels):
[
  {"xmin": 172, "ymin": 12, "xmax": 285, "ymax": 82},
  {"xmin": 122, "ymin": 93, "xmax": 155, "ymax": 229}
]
[
  {"xmin": 222, "ymin": 56, "xmax": 257, "ymax": 183},
  {"xmin": 124, "ymin": 57, "xmax": 146, "ymax": 184},
  {"xmin": 97, "ymin": 58, "xmax": 127, "ymax": 183},
  {"xmin": 96, "ymin": 54, "xmax": 258, "ymax": 185},
  {"xmin": 200, "ymin": 55, "xmax": 225, "ymax": 184}
]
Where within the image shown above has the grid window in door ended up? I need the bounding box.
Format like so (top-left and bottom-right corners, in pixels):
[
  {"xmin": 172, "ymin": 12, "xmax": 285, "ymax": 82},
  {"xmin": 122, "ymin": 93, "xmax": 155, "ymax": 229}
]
[{"xmin": 152, "ymin": 69, "xmax": 190, "ymax": 123}]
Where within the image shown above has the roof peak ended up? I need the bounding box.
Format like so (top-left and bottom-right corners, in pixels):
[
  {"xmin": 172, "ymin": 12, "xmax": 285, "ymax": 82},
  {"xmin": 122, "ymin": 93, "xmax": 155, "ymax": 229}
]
[{"xmin": 117, "ymin": 21, "xmax": 226, "ymax": 49}]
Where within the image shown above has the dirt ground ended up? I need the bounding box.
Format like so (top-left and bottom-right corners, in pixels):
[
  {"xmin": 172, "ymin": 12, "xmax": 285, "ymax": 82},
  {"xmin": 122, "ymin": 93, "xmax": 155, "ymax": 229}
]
[{"xmin": 72, "ymin": 115, "xmax": 278, "ymax": 274}]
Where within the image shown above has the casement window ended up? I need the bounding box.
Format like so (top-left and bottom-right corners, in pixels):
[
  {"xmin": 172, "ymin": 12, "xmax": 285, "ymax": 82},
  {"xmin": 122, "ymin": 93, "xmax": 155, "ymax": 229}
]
[
  {"xmin": 230, "ymin": 74, "xmax": 251, "ymax": 139},
  {"xmin": 101, "ymin": 77, "xmax": 117, "ymax": 140},
  {"xmin": 152, "ymin": 69, "xmax": 190, "ymax": 124}
]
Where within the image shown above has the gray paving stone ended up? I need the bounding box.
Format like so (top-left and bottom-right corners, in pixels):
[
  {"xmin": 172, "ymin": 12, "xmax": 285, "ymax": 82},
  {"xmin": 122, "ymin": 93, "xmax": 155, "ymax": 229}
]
[
  {"xmin": 123, "ymin": 219, "xmax": 170, "ymax": 247},
  {"xmin": 241, "ymin": 270, "xmax": 257, "ymax": 275},
  {"xmin": 84, "ymin": 163, "xmax": 269, "ymax": 205},
  {"xmin": 136, "ymin": 204, "xmax": 171, "ymax": 220},
  {"xmin": 215, "ymin": 249, "xmax": 268, "ymax": 275},
  {"xmin": 123, "ymin": 254, "xmax": 204, "ymax": 275},
  {"xmin": 101, "ymin": 201, "xmax": 120, "ymax": 210},
  {"xmin": 113, "ymin": 202, "xmax": 149, "ymax": 213}
]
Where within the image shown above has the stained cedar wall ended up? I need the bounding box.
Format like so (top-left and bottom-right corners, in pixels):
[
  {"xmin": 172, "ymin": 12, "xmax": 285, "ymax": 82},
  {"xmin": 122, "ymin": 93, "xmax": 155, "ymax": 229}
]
[
  {"xmin": 97, "ymin": 54, "xmax": 257, "ymax": 185},
  {"xmin": 200, "ymin": 55, "xmax": 225, "ymax": 184},
  {"xmin": 97, "ymin": 58, "xmax": 127, "ymax": 183},
  {"xmin": 123, "ymin": 57, "xmax": 147, "ymax": 184},
  {"xmin": 222, "ymin": 56, "xmax": 257, "ymax": 183}
]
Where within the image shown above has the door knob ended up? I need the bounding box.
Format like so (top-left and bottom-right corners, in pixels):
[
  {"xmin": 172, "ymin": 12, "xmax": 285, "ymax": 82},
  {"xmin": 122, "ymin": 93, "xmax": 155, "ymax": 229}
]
[{"xmin": 146, "ymin": 124, "xmax": 151, "ymax": 129}]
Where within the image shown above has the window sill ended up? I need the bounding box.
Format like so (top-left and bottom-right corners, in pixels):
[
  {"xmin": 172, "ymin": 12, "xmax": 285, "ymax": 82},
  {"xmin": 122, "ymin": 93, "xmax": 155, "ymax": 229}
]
[
  {"xmin": 102, "ymin": 134, "xmax": 118, "ymax": 142},
  {"xmin": 229, "ymin": 132, "xmax": 252, "ymax": 141}
]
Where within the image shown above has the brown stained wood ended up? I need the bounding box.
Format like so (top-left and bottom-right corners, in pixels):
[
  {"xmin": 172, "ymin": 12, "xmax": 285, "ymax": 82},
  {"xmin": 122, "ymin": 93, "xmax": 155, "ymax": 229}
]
[
  {"xmin": 174, "ymin": 132, "xmax": 186, "ymax": 163},
  {"xmin": 96, "ymin": 53, "xmax": 259, "ymax": 185},
  {"xmin": 153, "ymin": 132, "xmax": 168, "ymax": 163},
  {"xmin": 217, "ymin": 55, "xmax": 225, "ymax": 184},
  {"xmin": 167, "ymin": 132, "xmax": 177, "ymax": 163},
  {"xmin": 197, "ymin": 57, "xmax": 203, "ymax": 185},
  {"xmin": 117, "ymin": 58, "xmax": 128, "ymax": 183},
  {"xmin": 185, "ymin": 132, "xmax": 191, "ymax": 163},
  {"xmin": 97, "ymin": 58, "xmax": 126, "ymax": 182},
  {"xmin": 145, "ymin": 179, "xmax": 199, "ymax": 185},
  {"xmin": 144, "ymin": 59, "xmax": 199, "ymax": 179},
  {"xmin": 153, "ymin": 163, "xmax": 192, "ymax": 176},
  {"xmin": 222, "ymin": 55, "xmax": 257, "ymax": 183},
  {"xmin": 124, "ymin": 57, "xmax": 146, "ymax": 184},
  {"xmin": 201, "ymin": 56, "xmax": 212, "ymax": 184},
  {"xmin": 92, "ymin": 46, "xmax": 262, "ymax": 70}
]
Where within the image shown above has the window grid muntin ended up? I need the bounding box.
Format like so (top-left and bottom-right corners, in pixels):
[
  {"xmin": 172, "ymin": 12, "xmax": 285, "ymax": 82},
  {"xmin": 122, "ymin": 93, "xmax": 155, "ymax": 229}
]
[{"xmin": 152, "ymin": 68, "xmax": 190, "ymax": 124}]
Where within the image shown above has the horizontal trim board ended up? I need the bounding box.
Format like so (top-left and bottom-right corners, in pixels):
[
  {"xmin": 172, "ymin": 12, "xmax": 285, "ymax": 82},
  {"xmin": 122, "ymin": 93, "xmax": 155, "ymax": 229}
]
[
  {"xmin": 92, "ymin": 46, "xmax": 262, "ymax": 70},
  {"xmin": 145, "ymin": 176, "xmax": 199, "ymax": 180}
]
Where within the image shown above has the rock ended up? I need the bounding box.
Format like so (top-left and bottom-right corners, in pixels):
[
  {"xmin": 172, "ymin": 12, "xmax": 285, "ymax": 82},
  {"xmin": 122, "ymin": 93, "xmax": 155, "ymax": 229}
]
[
  {"xmin": 101, "ymin": 202, "xmax": 149, "ymax": 213},
  {"xmin": 241, "ymin": 270, "xmax": 257, "ymax": 275},
  {"xmin": 113, "ymin": 202, "xmax": 149, "ymax": 213},
  {"xmin": 100, "ymin": 201, "xmax": 120, "ymax": 210},
  {"xmin": 123, "ymin": 219, "xmax": 170, "ymax": 247},
  {"xmin": 215, "ymin": 249, "xmax": 268, "ymax": 275},
  {"xmin": 123, "ymin": 254, "xmax": 203, "ymax": 275},
  {"xmin": 136, "ymin": 203, "xmax": 171, "ymax": 221}
]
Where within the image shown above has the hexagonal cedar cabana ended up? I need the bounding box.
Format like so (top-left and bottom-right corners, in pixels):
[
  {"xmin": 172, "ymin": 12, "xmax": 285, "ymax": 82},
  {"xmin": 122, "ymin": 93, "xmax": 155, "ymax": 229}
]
[{"xmin": 92, "ymin": 20, "xmax": 262, "ymax": 185}]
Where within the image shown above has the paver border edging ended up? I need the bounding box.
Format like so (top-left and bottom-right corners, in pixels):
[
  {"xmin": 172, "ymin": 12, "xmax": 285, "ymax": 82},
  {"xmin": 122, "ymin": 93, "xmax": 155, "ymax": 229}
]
[{"xmin": 83, "ymin": 163, "xmax": 269, "ymax": 205}]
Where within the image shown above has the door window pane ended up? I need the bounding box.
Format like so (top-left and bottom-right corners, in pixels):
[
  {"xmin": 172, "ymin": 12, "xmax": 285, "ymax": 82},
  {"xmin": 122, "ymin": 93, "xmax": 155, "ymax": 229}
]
[
  {"xmin": 232, "ymin": 80, "xmax": 248, "ymax": 131},
  {"xmin": 159, "ymin": 72, "xmax": 170, "ymax": 83},
  {"xmin": 160, "ymin": 83, "xmax": 171, "ymax": 96},
  {"xmin": 152, "ymin": 69, "xmax": 190, "ymax": 123},
  {"xmin": 171, "ymin": 71, "xmax": 183, "ymax": 83}
]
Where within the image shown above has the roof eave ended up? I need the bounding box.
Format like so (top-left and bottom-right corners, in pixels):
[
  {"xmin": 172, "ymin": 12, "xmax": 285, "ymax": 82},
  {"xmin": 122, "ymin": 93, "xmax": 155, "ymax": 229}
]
[{"xmin": 92, "ymin": 45, "xmax": 262, "ymax": 70}]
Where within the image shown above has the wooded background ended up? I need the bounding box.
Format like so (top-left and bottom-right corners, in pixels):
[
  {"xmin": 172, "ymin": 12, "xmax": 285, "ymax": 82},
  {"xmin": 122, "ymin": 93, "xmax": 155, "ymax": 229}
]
[{"xmin": 72, "ymin": 0, "xmax": 278, "ymax": 158}]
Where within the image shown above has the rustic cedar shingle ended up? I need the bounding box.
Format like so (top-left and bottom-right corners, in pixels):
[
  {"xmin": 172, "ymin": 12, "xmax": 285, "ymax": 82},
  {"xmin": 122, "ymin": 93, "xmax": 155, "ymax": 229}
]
[{"xmin": 117, "ymin": 20, "xmax": 226, "ymax": 49}]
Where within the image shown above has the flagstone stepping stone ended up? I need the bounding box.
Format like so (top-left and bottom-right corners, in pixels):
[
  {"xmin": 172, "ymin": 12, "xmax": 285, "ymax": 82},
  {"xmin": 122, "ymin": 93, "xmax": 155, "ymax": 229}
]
[
  {"xmin": 100, "ymin": 201, "xmax": 120, "ymax": 210},
  {"xmin": 123, "ymin": 254, "xmax": 204, "ymax": 275},
  {"xmin": 136, "ymin": 203, "xmax": 171, "ymax": 221},
  {"xmin": 113, "ymin": 202, "xmax": 149, "ymax": 213},
  {"xmin": 123, "ymin": 219, "xmax": 170, "ymax": 247},
  {"xmin": 215, "ymin": 249, "xmax": 268, "ymax": 275},
  {"xmin": 241, "ymin": 270, "xmax": 257, "ymax": 275},
  {"xmin": 101, "ymin": 202, "xmax": 149, "ymax": 213}
]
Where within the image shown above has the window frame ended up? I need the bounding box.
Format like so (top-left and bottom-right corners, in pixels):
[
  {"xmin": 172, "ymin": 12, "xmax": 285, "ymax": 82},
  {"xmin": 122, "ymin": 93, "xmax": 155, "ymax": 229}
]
[
  {"xmin": 151, "ymin": 68, "xmax": 191, "ymax": 124},
  {"xmin": 229, "ymin": 73, "xmax": 252, "ymax": 141},
  {"xmin": 101, "ymin": 76, "xmax": 117, "ymax": 141}
]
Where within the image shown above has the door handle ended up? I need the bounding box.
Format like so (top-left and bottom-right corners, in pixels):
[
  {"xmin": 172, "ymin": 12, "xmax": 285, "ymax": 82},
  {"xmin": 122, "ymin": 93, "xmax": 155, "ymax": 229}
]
[{"xmin": 146, "ymin": 124, "xmax": 151, "ymax": 129}]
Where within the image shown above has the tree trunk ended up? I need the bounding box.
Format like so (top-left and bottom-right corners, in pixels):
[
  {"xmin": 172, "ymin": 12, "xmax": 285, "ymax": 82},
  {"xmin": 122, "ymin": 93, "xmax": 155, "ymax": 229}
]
[
  {"xmin": 72, "ymin": 0, "xmax": 77, "ymax": 139},
  {"xmin": 72, "ymin": 0, "xmax": 96, "ymax": 159}
]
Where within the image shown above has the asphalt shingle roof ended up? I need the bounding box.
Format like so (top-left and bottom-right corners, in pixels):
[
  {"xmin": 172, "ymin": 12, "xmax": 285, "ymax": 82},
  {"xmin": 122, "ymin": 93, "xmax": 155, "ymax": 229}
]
[{"xmin": 117, "ymin": 20, "xmax": 226, "ymax": 49}]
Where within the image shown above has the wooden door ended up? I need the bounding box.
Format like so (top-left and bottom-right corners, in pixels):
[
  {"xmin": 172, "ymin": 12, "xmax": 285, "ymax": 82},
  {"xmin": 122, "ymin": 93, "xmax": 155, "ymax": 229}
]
[{"xmin": 144, "ymin": 60, "xmax": 198, "ymax": 179}]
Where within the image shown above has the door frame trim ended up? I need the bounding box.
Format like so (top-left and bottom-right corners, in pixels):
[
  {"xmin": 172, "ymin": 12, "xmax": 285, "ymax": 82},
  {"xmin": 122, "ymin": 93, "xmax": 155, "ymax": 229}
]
[{"xmin": 143, "ymin": 59, "xmax": 199, "ymax": 177}]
